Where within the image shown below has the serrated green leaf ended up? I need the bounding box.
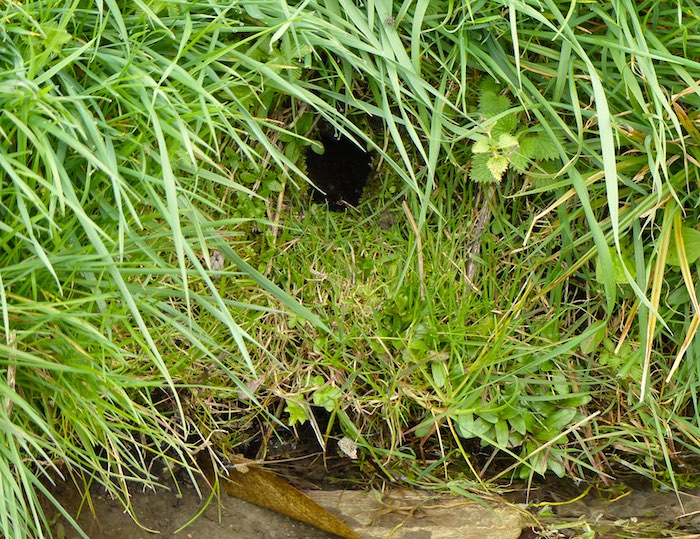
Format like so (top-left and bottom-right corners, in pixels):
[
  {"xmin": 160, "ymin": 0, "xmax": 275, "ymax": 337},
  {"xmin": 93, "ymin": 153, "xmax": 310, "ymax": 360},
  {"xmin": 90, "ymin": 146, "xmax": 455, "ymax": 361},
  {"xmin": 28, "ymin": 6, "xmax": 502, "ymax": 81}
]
[
  {"xmin": 479, "ymin": 78, "xmax": 502, "ymax": 96},
  {"xmin": 509, "ymin": 150, "xmax": 529, "ymax": 173},
  {"xmin": 530, "ymin": 134, "xmax": 559, "ymax": 161},
  {"xmin": 491, "ymin": 113, "xmax": 518, "ymax": 138},
  {"xmin": 472, "ymin": 139, "xmax": 492, "ymax": 154},
  {"xmin": 496, "ymin": 133, "xmax": 519, "ymax": 150},
  {"xmin": 487, "ymin": 155, "xmax": 509, "ymax": 181},
  {"xmin": 285, "ymin": 401, "xmax": 308, "ymax": 426},
  {"xmin": 469, "ymin": 154, "xmax": 497, "ymax": 184},
  {"xmin": 518, "ymin": 136, "xmax": 539, "ymax": 160},
  {"xmin": 479, "ymin": 91, "xmax": 511, "ymax": 117}
]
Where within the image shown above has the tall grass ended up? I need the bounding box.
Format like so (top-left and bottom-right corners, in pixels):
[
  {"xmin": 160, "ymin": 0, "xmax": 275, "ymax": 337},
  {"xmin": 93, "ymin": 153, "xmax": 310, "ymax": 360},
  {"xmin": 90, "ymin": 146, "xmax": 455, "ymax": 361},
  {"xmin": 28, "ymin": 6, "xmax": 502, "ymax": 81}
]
[
  {"xmin": 0, "ymin": 1, "xmax": 330, "ymax": 537},
  {"xmin": 241, "ymin": 0, "xmax": 700, "ymax": 488}
]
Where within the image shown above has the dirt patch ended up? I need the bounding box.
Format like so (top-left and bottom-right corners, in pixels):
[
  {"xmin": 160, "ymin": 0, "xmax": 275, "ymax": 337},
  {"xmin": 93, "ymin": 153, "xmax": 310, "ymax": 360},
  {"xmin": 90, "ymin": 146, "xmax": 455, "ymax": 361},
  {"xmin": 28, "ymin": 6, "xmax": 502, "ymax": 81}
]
[
  {"xmin": 46, "ymin": 472, "xmax": 341, "ymax": 539},
  {"xmin": 507, "ymin": 478, "xmax": 700, "ymax": 537},
  {"xmin": 45, "ymin": 474, "xmax": 528, "ymax": 539}
]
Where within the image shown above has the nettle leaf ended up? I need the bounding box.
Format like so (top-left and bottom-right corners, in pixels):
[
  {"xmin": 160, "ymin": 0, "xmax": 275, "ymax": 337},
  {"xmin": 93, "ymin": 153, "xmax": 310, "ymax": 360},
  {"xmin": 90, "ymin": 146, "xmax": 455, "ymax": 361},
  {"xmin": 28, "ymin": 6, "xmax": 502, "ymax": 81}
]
[
  {"xmin": 667, "ymin": 226, "xmax": 700, "ymax": 266},
  {"xmin": 491, "ymin": 113, "xmax": 518, "ymax": 138},
  {"xmin": 472, "ymin": 138, "xmax": 492, "ymax": 154},
  {"xmin": 536, "ymin": 138, "xmax": 559, "ymax": 161},
  {"xmin": 479, "ymin": 90, "xmax": 511, "ymax": 117},
  {"xmin": 529, "ymin": 134, "xmax": 559, "ymax": 161},
  {"xmin": 508, "ymin": 149, "xmax": 529, "ymax": 173},
  {"xmin": 479, "ymin": 78, "xmax": 502, "ymax": 96},
  {"xmin": 515, "ymin": 134, "xmax": 559, "ymax": 170},
  {"xmin": 518, "ymin": 136, "xmax": 539, "ymax": 160},
  {"xmin": 470, "ymin": 154, "xmax": 498, "ymax": 183},
  {"xmin": 496, "ymin": 133, "xmax": 519, "ymax": 150},
  {"xmin": 487, "ymin": 155, "xmax": 509, "ymax": 181}
]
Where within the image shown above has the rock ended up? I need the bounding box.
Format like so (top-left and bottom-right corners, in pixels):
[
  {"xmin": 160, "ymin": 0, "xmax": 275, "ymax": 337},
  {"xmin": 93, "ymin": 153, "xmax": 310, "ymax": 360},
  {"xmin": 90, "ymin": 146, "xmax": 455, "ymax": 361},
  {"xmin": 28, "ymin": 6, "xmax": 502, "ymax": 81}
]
[{"xmin": 307, "ymin": 489, "xmax": 526, "ymax": 539}]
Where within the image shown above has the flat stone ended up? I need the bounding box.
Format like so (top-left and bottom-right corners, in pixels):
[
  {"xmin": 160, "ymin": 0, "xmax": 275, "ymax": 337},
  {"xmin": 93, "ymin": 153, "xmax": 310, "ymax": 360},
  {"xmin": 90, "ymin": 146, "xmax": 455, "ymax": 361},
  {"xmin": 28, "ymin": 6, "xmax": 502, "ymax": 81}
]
[
  {"xmin": 307, "ymin": 489, "xmax": 526, "ymax": 539},
  {"xmin": 549, "ymin": 486, "xmax": 700, "ymax": 529}
]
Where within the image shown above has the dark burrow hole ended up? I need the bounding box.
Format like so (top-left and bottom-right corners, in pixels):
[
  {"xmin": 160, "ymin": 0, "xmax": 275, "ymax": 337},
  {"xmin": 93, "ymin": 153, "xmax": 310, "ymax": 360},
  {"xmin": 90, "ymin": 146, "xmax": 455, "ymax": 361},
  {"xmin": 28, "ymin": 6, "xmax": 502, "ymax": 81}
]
[
  {"xmin": 305, "ymin": 125, "xmax": 373, "ymax": 211},
  {"xmin": 239, "ymin": 406, "xmax": 364, "ymax": 490}
]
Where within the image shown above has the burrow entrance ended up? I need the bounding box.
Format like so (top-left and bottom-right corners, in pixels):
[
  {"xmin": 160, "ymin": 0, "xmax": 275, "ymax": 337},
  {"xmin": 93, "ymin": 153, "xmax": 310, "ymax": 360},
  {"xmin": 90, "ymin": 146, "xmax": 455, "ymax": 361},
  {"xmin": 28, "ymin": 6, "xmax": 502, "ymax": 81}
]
[{"xmin": 305, "ymin": 126, "xmax": 373, "ymax": 211}]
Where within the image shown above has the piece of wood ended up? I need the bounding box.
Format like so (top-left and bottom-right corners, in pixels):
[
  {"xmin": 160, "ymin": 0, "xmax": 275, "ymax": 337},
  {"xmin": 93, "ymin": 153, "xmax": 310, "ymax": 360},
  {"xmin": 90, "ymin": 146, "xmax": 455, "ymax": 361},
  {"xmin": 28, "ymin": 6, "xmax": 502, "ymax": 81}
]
[{"xmin": 207, "ymin": 458, "xmax": 361, "ymax": 539}]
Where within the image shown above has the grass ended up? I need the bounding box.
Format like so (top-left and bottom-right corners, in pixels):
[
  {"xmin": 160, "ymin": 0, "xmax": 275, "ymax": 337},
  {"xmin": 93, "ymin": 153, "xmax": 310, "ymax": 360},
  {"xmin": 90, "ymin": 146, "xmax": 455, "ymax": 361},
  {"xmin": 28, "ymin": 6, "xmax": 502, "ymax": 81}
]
[{"xmin": 1, "ymin": 0, "xmax": 700, "ymax": 537}]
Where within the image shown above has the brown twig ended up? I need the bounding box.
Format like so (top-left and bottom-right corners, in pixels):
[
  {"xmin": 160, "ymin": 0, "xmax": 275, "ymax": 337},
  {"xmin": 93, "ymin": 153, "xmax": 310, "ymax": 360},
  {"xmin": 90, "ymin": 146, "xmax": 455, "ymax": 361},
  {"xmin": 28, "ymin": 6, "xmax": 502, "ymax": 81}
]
[
  {"xmin": 402, "ymin": 200, "xmax": 425, "ymax": 300},
  {"xmin": 465, "ymin": 184, "xmax": 495, "ymax": 288}
]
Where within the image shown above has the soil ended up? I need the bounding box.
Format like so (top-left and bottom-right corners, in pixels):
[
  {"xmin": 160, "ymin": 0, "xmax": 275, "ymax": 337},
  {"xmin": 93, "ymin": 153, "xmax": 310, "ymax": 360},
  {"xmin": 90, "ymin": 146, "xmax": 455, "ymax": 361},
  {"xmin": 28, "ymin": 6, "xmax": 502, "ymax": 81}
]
[
  {"xmin": 46, "ymin": 475, "xmax": 530, "ymax": 539},
  {"xmin": 507, "ymin": 477, "xmax": 700, "ymax": 538},
  {"xmin": 44, "ymin": 468, "xmax": 700, "ymax": 539},
  {"xmin": 46, "ymin": 472, "xmax": 341, "ymax": 539}
]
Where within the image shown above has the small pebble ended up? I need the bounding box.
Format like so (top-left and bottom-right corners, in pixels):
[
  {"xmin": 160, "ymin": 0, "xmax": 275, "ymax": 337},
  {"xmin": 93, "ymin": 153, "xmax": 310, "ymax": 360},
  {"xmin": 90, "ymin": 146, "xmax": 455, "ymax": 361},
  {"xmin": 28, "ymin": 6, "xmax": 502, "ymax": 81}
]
[
  {"xmin": 338, "ymin": 437, "xmax": 358, "ymax": 460},
  {"xmin": 209, "ymin": 249, "xmax": 225, "ymax": 278}
]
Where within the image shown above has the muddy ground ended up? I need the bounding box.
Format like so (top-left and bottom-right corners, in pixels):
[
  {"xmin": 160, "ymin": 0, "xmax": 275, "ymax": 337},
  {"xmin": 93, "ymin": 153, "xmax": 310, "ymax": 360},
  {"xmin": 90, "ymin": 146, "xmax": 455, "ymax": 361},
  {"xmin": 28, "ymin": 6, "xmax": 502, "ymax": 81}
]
[
  {"xmin": 48, "ymin": 474, "xmax": 338, "ymax": 539},
  {"xmin": 45, "ymin": 468, "xmax": 700, "ymax": 539}
]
